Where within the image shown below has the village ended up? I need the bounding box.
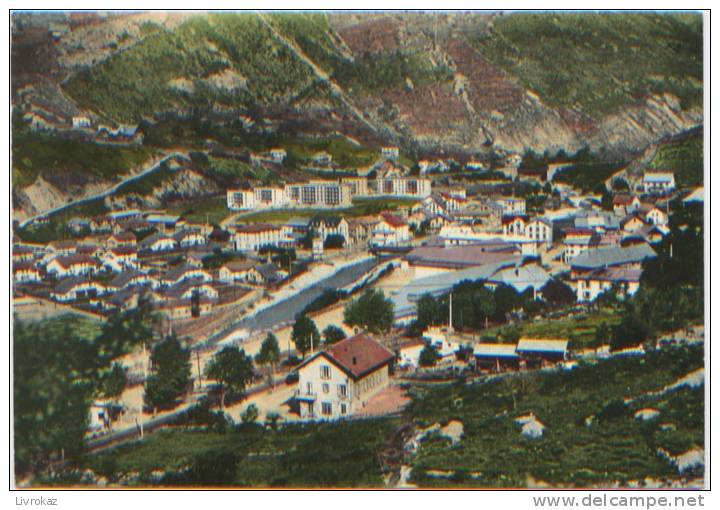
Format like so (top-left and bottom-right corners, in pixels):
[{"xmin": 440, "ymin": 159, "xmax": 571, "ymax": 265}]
[{"xmin": 11, "ymin": 137, "xmax": 705, "ymax": 443}]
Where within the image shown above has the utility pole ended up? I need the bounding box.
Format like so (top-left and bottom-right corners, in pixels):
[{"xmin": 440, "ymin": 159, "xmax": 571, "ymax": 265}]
[
  {"xmin": 196, "ymin": 350, "xmax": 202, "ymax": 389},
  {"xmin": 448, "ymin": 293, "xmax": 453, "ymax": 332}
]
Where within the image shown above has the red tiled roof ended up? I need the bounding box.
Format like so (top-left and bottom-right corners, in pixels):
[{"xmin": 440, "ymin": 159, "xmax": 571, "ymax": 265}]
[
  {"xmin": 109, "ymin": 246, "xmax": 137, "ymax": 256},
  {"xmin": 325, "ymin": 333, "xmax": 395, "ymax": 380},
  {"xmin": 501, "ymin": 214, "xmax": 529, "ymax": 225},
  {"xmin": 299, "ymin": 333, "xmax": 395, "ymax": 380},
  {"xmin": 613, "ymin": 194, "xmax": 637, "ymax": 206}
]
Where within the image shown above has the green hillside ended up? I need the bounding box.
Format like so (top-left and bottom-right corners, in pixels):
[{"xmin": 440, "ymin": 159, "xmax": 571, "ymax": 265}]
[
  {"xmin": 65, "ymin": 14, "xmax": 320, "ymax": 122},
  {"xmin": 470, "ymin": 12, "xmax": 703, "ymax": 117}
]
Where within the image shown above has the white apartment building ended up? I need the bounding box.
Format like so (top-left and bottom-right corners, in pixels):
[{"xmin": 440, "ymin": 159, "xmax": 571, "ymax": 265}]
[
  {"xmin": 373, "ymin": 177, "xmax": 432, "ymax": 198},
  {"xmin": 285, "ymin": 181, "xmax": 352, "ymax": 208},
  {"xmin": 232, "ymin": 224, "xmax": 289, "ymax": 252}
]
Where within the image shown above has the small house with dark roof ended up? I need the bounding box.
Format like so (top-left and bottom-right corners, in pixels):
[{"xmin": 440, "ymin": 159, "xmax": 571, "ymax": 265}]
[
  {"xmin": 46, "ymin": 254, "xmax": 97, "ymax": 278},
  {"xmin": 293, "ymin": 333, "xmax": 395, "ymax": 420},
  {"xmin": 372, "ymin": 213, "xmax": 411, "ymax": 247},
  {"xmin": 52, "ymin": 277, "xmax": 105, "ymax": 302},
  {"xmin": 13, "ymin": 262, "xmax": 41, "ymax": 283}
]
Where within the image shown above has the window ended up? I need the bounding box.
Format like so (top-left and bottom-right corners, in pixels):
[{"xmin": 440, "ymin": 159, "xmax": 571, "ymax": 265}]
[
  {"xmin": 322, "ymin": 402, "xmax": 332, "ymax": 416},
  {"xmin": 320, "ymin": 365, "xmax": 331, "ymax": 379},
  {"xmin": 338, "ymin": 384, "xmax": 348, "ymax": 398},
  {"xmin": 306, "ymin": 382, "xmax": 313, "ymax": 394},
  {"xmin": 341, "ymin": 403, "xmax": 347, "ymax": 415},
  {"xmin": 322, "ymin": 383, "xmax": 329, "ymax": 394}
]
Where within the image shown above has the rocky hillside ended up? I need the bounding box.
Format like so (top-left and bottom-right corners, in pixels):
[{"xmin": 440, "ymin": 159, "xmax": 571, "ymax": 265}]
[
  {"xmin": 11, "ymin": 11, "xmax": 704, "ymax": 221},
  {"xmin": 40, "ymin": 12, "xmax": 701, "ymax": 156}
]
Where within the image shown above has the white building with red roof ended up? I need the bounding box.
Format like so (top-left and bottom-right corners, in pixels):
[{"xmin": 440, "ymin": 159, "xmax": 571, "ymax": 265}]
[
  {"xmin": 371, "ymin": 213, "xmax": 411, "ymax": 247},
  {"xmin": 293, "ymin": 333, "xmax": 395, "ymax": 420}
]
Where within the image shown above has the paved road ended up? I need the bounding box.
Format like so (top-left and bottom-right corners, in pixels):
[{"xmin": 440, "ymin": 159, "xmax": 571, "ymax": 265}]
[{"xmin": 19, "ymin": 151, "xmax": 191, "ymax": 228}]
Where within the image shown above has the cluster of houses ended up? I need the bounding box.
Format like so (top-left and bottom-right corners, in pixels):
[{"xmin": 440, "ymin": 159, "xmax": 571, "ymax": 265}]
[{"xmin": 12, "ymin": 211, "xmax": 293, "ymax": 320}]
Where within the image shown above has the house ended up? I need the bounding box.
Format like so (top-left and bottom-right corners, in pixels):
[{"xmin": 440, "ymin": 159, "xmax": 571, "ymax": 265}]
[
  {"xmin": 287, "ymin": 217, "xmax": 312, "ymax": 234},
  {"xmin": 613, "ymin": 194, "xmax": 641, "ymax": 216},
  {"xmin": 620, "ymin": 213, "xmax": 648, "ymax": 234},
  {"xmin": 13, "ymin": 262, "xmax": 41, "ymax": 283},
  {"xmin": 270, "ymin": 148, "xmax": 287, "ymax": 163},
  {"xmin": 526, "ymin": 217, "xmax": 553, "ymax": 245},
  {"xmin": 160, "ymin": 264, "xmax": 212, "ymax": 287},
  {"xmin": 438, "ymin": 192, "xmax": 467, "ymax": 212},
  {"xmin": 309, "ymin": 216, "xmax": 350, "ymax": 243},
  {"xmin": 294, "ymin": 333, "xmax": 395, "ymax": 420},
  {"xmin": 637, "ymin": 204, "xmax": 669, "ymax": 227},
  {"xmin": 347, "ymin": 216, "xmax": 379, "ymax": 245},
  {"xmin": 502, "ymin": 215, "xmax": 528, "ymax": 237},
  {"xmin": 381, "ymin": 146, "xmax": 400, "ymax": 160},
  {"xmin": 643, "ymin": 170, "xmax": 676, "ymax": 194},
  {"xmin": 52, "ymin": 277, "xmax": 105, "ymax": 302},
  {"xmin": 494, "ymin": 196, "xmax": 526, "ymax": 216},
  {"xmin": 574, "ymin": 267, "xmax": 643, "ymax": 302},
  {"xmin": 574, "ymin": 210, "xmax": 620, "ymax": 233},
  {"xmin": 46, "ymin": 255, "xmax": 97, "ymax": 278},
  {"xmin": 396, "ymin": 339, "xmax": 427, "ymax": 369},
  {"xmin": 423, "ymin": 194, "xmax": 448, "ymax": 217},
  {"xmin": 72, "ymin": 116, "xmax": 91, "ymax": 129},
  {"xmin": 570, "ymin": 244, "xmax": 656, "ymax": 276},
  {"xmin": 255, "ymin": 187, "xmax": 288, "ymax": 209},
  {"xmin": 516, "ymin": 338, "xmax": 568, "ymax": 367},
  {"xmin": 162, "ymin": 278, "xmax": 219, "ymax": 301},
  {"xmin": 13, "ymin": 245, "xmax": 37, "ymax": 263},
  {"xmin": 246, "ymin": 263, "xmax": 288, "ymax": 285},
  {"xmin": 562, "ymin": 229, "xmax": 599, "ymax": 263},
  {"xmin": 103, "ymin": 247, "xmax": 138, "ymax": 272},
  {"xmin": 371, "ymin": 213, "xmax": 411, "ymax": 247},
  {"xmin": 232, "ymin": 224, "xmax": 287, "ymax": 252},
  {"xmin": 140, "ymin": 233, "xmax": 178, "ymax": 252},
  {"xmin": 106, "ymin": 232, "xmax": 137, "ymax": 248},
  {"xmin": 683, "ymin": 187, "xmax": 704, "ymax": 204},
  {"xmin": 227, "ymin": 189, "xmax": 257, "ymax": 211},
  {"xmin": 158, "ymin": 296, "xmax": 214, "ymax": 320},
  {"xmin": 312, "ymin": 151, "xmax": 332, "ymax": 166},
  {"xmin": 108, "ymin": 270, "xmax": 155, "ymax": 292},
  {"xmin": 422, "ymin": 326, "xmax": 461, "ymax": 363},
  {"xmin": 175, "ymin": 229, "xmax": 206, "ymax": 248},
  {"xmin": 48, "ymin": 240, "xmax": 77, "ymax": 256},
  {"xmin": 218, "ymin": 260, "xmax": 254, "ymax": 283},
  {"xmin": 473, "ymin": 343, "xmax": 520, "ymax": 372},
  {"xmin": 485, "ymin": 263, "xmax": 551, "ymax": 295},
  {"xmin": 146, "ymin": 214, "xmax": 184, "ymax": 232}
]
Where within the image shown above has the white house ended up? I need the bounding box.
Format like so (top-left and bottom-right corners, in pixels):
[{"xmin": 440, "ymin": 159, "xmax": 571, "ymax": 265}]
[
  {"xmin": 372, "ymin": 213, "xmax": 411, "ymax": 247},
  {"xmin": 102, "ymin": 247, "xmax": 138, "ymax": 272},
  {"xmin": 526, "ymin": 217, "xmax": 553, "ymax": 245},
  {"xmin": 46, "ymin": 255, "xmax": 97, "ymax": 278},
  {"xmin": 175, "ymin": 229, "xmax": 206, "ymax": 248},
  {"xmin": 270, "ymin": 148, "xmax": 287, "ymax": 163},
  {"xmin": 140, "ymin": 233, "xmax": 178, "ymax": 252},
  {"xmin": 397, "ymin": 339, "xmax": 426, "ymax": 369},
  {"xmin": 643, "ymin": 171, "xmax": 676, "ymax": 194},
  {"xmin": 613, "ymin": 194, "xmax": 641, "ymax": 216},
  {"xmin": 72, "ymin": 116, "xmax": 92, "ymax": 129},
  {"xmin": 52, "ymin": 277, "xmax": 105, "ymax": 302},
  {"xmin": 563, "ymin": 229, "xmax": 598, "ymax": 263},
  {"xmin": 233, "ymin": 224, "xmax": 287, "ymax": 252},
  {"xmin": 381, "ymin": 146, "xmax": 400, "ymax": 160},
  {"xmin": 218, "ymin": 260, "xmax": 254, "ymax": 283},
  {"xmin": 13, "ymin": 262, "xmax": 41, "ymax": 283},
  {"xmin": 494, "ymin": 196, "xmax": 526, "ymax": 216},
  {"xmin": 309, "ymin": 216, "xmax": 350, "ymax": 244},
  {"xmin": 574, "ymin": 267, "xmax": 643, "ymax": 302},
  {"xmin": 502, "ymin": 215, "xmax": 528, "ymax": 237},
  {"xmin": 294, "ymin": 333, "xmax": 395, "ymax": 420}
]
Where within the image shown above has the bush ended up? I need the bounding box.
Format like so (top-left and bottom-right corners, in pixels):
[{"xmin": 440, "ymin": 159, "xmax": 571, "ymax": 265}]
[
  {"xmin": 241, "ymin": 404, "xmax": 260, "ymax": 425},
  {"xmin": 324, "ymin": 234, "xmax": 345, "ymax": 249}
]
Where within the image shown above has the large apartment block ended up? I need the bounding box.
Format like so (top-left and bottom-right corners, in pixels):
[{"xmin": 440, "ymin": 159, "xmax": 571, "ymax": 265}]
[
  {"xmin": 285, "ymin": 181, "xmax": 352, "ymax": 208},
  {"xmin": 371, "ymin": 177, "xmax": 432, "ymax": 198}
]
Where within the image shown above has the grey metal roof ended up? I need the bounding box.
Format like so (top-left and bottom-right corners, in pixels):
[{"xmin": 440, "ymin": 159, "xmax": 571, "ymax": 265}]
[
  {"xmin": 570, "ymin": 244, "xmax": 656, "ymax": 270},
  {"xmin": 487, "ymin": 263, "xmax": 550, "ymax": 292},
  {"xmin": 391, "ymin": 257, "xmax": 521, "ymax": 318}
]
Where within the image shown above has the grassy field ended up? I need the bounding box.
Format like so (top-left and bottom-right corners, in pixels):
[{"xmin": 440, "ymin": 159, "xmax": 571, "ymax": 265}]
[
  {"xmin": 469, "ymin": 12, "xmax": 703, "ymax": 117},
  {"xmin": 407, "ymin": 344, "xmax": 703, "ymax": 487},
  {"xmin": 167, "ymin": 195, "xmax": 232, "ymax": 224},
  {"xmin": 64, "ymin": 14, "xmax": 317, "ymax": 122},
  {"xmin": 649, "ymin": 129, "xmax": 703, "ymax": 189},
  {"xmin": 481, "ymin": 308, "xmax": 624, "ymax": 351},
  {"xmin": 12, "ymin": 126, "xmax": 157, "ymax": 189},
  {"xmin": 81, "ymin": 418, "xmax": 398, "ymax": 487},
  {"xmin": 15, "ymin": 198, "xmax": 108, "ymax": 244},
  {"xmin": 64, "ymin": 344, "xmax": 703, "ymax": 488}
]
